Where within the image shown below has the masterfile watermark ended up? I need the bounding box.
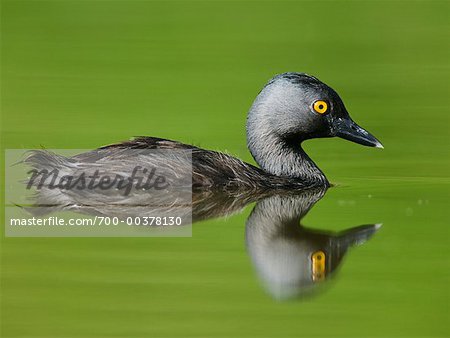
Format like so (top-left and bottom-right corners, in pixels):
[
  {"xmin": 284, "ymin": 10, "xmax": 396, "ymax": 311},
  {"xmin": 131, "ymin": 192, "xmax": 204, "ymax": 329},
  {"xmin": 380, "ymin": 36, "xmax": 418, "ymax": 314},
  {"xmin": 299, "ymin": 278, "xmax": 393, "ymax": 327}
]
[
  {"xmin": 4, "ymin": 149, "xmax": 193, "ymax": 237},
  {"xmin": 10, "ymin": 216, "xmax": 183, "ymax": 227},
  {"xmin": 26, "ymin": 166, "xmax": 170, "ymax": 196}
]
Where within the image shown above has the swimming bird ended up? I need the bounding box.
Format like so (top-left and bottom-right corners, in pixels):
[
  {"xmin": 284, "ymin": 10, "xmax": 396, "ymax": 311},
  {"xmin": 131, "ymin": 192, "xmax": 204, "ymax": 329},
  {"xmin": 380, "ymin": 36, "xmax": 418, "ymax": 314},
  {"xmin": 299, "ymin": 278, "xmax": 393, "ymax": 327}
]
[{"xmin": 25, "ymin": 72, "xmax": 383, "ymax": 195}]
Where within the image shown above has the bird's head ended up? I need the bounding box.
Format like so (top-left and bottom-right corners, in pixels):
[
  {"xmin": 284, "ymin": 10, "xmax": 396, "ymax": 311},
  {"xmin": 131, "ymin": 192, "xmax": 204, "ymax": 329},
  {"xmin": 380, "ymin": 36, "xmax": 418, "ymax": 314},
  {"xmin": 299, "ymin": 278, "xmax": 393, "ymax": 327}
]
[{"xmin": 247, "ymin": 72, "xmax": 383, "ymax": 148}]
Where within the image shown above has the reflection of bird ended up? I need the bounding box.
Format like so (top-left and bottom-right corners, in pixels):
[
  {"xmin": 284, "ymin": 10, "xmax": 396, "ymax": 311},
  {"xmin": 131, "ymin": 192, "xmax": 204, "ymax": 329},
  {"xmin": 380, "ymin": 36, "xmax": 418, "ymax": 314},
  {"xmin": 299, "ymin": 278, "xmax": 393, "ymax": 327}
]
[
  {"xmin": 20, "ymin": 166, "xmax": 380, "ymax": 301},
  {"xmin": 23, "ymin": 181, "xmax": 275, "ymax": 223},
  {"xmin": 245, "ymin": 191, "xmax": 380, "ymax": 300},
  {"xmin": 25, "ymin": 73, "xmax": 382, "ymax": 198}
]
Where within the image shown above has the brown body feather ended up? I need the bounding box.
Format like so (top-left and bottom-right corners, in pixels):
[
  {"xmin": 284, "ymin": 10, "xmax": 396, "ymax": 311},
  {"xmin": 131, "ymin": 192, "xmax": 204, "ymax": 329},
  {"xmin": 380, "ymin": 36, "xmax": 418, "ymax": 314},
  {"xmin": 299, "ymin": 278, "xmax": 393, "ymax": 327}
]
[{"xmin": 97, "ymin": 136, "xmax": 319, "ymax": 191}]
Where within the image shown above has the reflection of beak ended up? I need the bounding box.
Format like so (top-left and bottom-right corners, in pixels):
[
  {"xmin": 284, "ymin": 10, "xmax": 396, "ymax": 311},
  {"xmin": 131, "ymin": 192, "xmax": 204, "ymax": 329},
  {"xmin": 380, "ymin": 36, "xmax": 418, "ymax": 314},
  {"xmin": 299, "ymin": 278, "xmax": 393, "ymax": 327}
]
[
  {"xmin": 338, "ymin": 223, "xmax": 382, "ymax": 248},
  {"xmin": 334, "ymin": 117, "xmax": 384, "ymax": 148}
]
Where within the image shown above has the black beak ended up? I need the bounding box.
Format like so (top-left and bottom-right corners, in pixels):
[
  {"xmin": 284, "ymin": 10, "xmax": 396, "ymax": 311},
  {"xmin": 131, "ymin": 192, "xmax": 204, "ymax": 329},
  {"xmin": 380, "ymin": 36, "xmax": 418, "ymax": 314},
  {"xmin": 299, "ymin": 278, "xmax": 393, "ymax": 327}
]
[{"xmin": 334, "ymin": 117, "xmax": 383, "ymax": 148}]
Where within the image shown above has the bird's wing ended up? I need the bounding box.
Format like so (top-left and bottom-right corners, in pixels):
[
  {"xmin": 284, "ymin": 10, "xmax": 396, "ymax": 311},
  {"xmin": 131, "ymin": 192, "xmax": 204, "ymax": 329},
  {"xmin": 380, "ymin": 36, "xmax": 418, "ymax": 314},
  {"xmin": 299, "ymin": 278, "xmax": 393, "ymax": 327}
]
[
  {"xmin": 100, "ymin": 136, "xmax": 198, "ymax": 150},
  {"xmin": 71, "ymin": 136, "xmax": 197, "ymax": 162}
]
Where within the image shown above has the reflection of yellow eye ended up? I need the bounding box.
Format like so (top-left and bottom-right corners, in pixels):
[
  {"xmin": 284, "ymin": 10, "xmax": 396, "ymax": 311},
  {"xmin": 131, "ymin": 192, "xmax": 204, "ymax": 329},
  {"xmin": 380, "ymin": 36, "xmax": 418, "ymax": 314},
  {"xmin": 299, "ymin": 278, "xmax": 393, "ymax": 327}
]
[
  {"xmin": 311, "ymin": 250, "xmax": 326, "ymax": 281},
  {"xmin": 313, "ymin": 100, "xmax": 328, "ymax": 114}
]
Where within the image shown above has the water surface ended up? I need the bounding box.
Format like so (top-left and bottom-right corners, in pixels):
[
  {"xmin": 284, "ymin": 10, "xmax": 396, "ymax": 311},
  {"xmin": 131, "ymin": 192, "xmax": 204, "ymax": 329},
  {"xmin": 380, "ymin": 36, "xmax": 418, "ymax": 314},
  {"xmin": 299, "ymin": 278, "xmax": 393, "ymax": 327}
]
[{"xmin": 1, "ymin": 1, "xmax": 449, "ymax": 337}]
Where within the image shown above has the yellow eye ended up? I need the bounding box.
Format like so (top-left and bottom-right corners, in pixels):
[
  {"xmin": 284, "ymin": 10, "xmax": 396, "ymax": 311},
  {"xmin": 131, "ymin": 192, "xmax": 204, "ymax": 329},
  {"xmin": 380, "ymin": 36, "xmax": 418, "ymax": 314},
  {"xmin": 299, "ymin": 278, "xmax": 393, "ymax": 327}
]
[{"xmin": 313, "ymin": 100, "xmax": 328, "ymax": 114}]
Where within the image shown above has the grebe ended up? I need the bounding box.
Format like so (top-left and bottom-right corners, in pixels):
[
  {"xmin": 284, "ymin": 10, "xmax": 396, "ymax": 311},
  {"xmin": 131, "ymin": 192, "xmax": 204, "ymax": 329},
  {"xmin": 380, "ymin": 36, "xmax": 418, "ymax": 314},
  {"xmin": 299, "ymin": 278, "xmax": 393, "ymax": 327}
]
[{"xmin": 25, "ymin": 72, "xmax": 383, "ymax": 192}]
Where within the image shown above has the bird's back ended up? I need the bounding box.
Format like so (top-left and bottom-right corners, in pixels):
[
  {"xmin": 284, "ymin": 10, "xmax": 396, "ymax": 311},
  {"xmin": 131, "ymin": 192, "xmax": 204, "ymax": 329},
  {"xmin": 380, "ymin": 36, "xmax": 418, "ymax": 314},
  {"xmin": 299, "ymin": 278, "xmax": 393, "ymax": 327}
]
[{"xmin": 95, "ymin": 136, "xmax": 315, "ymax": 191}]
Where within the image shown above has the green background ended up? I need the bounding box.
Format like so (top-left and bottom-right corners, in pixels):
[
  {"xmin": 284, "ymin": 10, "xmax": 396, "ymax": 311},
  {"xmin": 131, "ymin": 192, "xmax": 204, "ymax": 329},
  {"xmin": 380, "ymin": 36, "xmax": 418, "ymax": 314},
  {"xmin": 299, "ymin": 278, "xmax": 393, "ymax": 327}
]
[{"xmin": 1, "ymin": 1, "xmax": 449, "ymax": 337}]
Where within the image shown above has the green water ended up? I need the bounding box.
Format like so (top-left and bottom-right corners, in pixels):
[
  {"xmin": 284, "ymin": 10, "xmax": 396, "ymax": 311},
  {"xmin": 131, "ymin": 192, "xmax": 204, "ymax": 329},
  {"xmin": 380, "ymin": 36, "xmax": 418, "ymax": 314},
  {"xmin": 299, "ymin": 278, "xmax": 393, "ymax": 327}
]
[{"xmin": 1, "ymin": 1, "xmax": 449, "ymax": 337}]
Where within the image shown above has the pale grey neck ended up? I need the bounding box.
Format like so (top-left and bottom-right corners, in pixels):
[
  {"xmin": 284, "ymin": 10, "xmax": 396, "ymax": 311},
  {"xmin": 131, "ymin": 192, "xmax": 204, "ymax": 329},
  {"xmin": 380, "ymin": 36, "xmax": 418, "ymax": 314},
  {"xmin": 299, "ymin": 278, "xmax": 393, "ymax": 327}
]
[
  {"xmin": 247, "ymin": 133, "xmax": 328, "ymax": 185},
  {"xmin": 246, "ymin": 80, "xmax": 329, "ymax": 186}
]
